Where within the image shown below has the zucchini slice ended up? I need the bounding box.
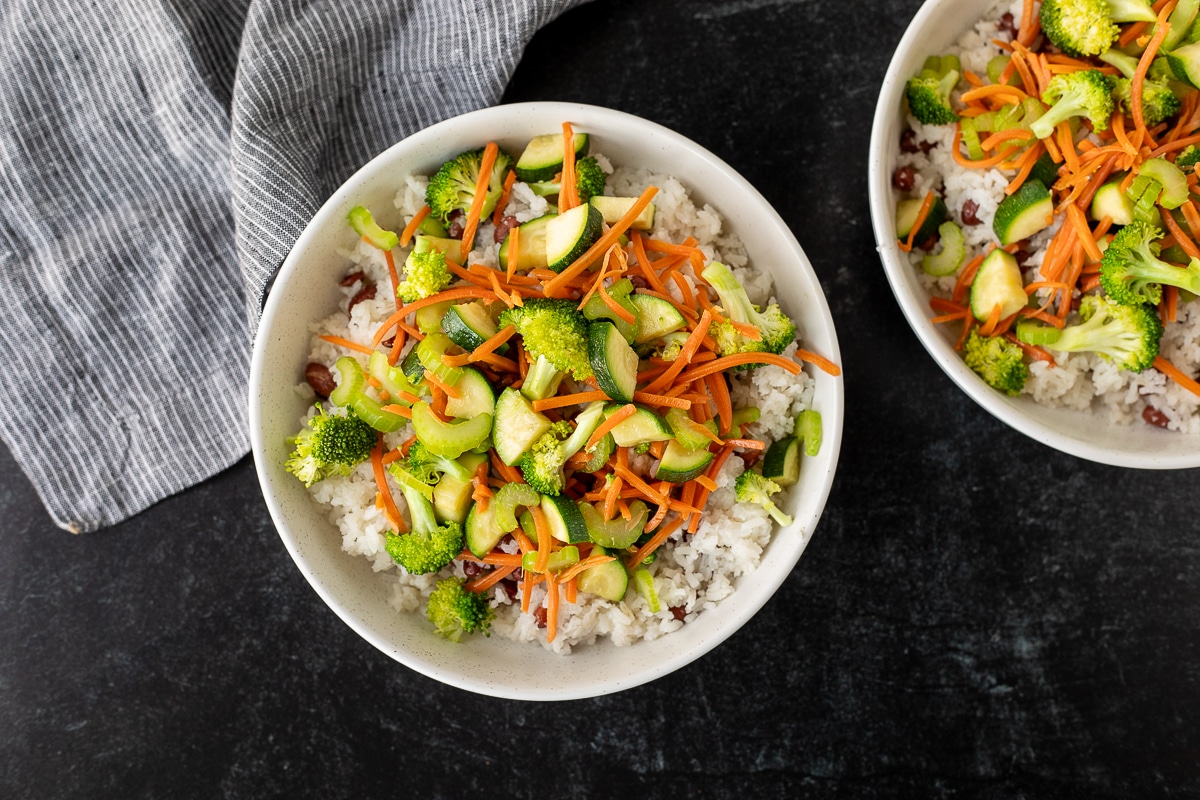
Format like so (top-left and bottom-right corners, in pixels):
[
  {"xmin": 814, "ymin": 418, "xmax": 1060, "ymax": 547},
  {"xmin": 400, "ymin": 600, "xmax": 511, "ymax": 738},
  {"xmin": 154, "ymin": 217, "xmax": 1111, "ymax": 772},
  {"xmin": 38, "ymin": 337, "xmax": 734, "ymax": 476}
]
[
  {"xmin": 589, "ymin": 321, "xmax": 639, "ymax": 403},
  {"xmin": 433, "ymin": 451, "xmax": 488, "ymax": 524},
  {"xmin": 442, "ymin": 367, "xmax": 495, "ymax": 419},
  {"xmin": 540, "ymin": 493, "xmax": 589, "ymax": 544},
  {"xmin": 589, "ymin": 196, "xmax": 656, "ymax": 230},
  {"xmin": 1090, "ymin": 180, "xmax": 1134, "ymax": 225},
  {"xmin": 992, "ymin": 179, "xmax": 1052, "ymax": 245},
  {"xmin": 630, "ymin": 294, "xmax": 686, "ymax": 343},
  {"xmin": 492, "ymin": 387, "xmax": 553, "ymax": 465},
  {"xmin": 969, "ymin": 249, "xmax": 1027, "ymax": 323},
  {"xmin": 895, "ymin": 195, "xmax": 947, "ymax": 242},
  {"xmin": 579, "ymin": 500, "xmax": 648, "ymax": 549},
  {"xmin": 514, "ymin": 132, "xmax": 590, "ymax": 182},
  {"xmin": 545, "ymin": 203, "xmax": 603, "ymax": 272},
  {"xmin": 1166, "ymin": 40, "xmax": 1200, "ymax": 89},
  {"xmin": 606, "ymin": 404, "xmax": 673, "ymax": 447},
  {"xmin": 441, "ymin": 301, "xmax": 503, "ymax": 352},
  {"xmin": 761, "ymin": 437, "xmax": 801, "ymax": 487},
  {"xmin": 498, "ymin": 213, "xmax": 556, "ymax": 272},
  {"xmin": 921, "ymin": 221, "xmax": 966, "ymax": 277},
  {"xmin": 654, "ymin": 440, "xmax": 715, "ymax": 483},
  {"xmin": 576, "ymin": 551, "xmax": 629, "ymax": 601}
]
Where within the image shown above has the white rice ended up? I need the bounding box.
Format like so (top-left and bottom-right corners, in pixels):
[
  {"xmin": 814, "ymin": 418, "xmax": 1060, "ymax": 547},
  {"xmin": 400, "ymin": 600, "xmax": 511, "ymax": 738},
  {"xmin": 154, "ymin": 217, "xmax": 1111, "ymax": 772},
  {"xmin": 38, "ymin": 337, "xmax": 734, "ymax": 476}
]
[
  {"xmin": 294, "ymin": 150, "xmax": 816, "ymax": 653},
  {"xmin": 896, "ymin": 0, "xmax": 1200, "ymax": 432}
]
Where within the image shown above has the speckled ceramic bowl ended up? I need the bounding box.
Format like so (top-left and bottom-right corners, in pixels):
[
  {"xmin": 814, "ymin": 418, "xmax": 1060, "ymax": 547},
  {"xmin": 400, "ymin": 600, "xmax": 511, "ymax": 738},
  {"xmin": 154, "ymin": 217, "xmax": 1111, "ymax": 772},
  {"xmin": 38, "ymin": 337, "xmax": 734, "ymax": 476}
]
[
  {"xmin": 868, "ymin": 0, "xmax": 1200, "ymax": 468},
  {"xmin": 249, "ymin": 102, "xmax": 844, "ymax": 699}
]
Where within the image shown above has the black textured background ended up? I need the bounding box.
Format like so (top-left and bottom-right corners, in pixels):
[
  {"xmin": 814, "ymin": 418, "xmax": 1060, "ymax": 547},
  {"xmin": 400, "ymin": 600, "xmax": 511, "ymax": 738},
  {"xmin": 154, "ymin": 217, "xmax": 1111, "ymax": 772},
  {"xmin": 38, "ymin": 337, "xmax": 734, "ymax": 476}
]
[{"xmin": 4, "ymin": 0, "xmax": 1200, "ymax": 797}]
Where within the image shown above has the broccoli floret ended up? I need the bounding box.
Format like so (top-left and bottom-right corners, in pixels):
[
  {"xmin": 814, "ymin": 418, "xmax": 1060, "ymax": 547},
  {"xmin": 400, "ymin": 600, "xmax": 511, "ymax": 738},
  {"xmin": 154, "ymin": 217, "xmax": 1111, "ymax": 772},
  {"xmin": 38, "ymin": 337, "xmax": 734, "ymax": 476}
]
[
  {"xmin": 1100, "ymin": 220, "xmax": 1200, "ymax": 305},
  {"xmin": 404, "ymin": 440, "xmax": 473, "ymax": 484},
  {"xmin": 498, "ymin": 298, "xmax": 594, "ymax": 381},
  {"xmin": 905, "ymin": 57, "xmax": 960, "ymax": 125},
  {"xmin": 1177, "ymin": 144, "xmax": 1200, "ymax": 170},
  {"xmin": 384, "ymin": 466, "xmax": 464, "ymax": 574},
  {"xmin": 1038, "ymin": 294, "xmax": 1163, "ymax": 372},
  {"xmin": 527, "ymin": 156, "xmax": 607, "ymax": 202},
  {"xmin": 425, "ymin": 147, "xmax": 515, "ymax": 225},
  {"xmin": 398, "ymin": 249, "xmax": 454, "ymax": 303},
  {"xmin": 963, "ymin": 330, "xmax": 1029, "ymax": 396},
  {"xmin": 1029, "ymin": 69, "xmax": 1116, "ymax": 140},
  {"xmin": 1040, "ymin": 0, "xmax": 1154, "ymax": 57},
  {"xmin": 1101, "ymin": 50, "xmax": 1182, "ymax": 127},
  {"xmin": 734, "ymin": 471, "xmax": 793, "ymax": 527},
  {"xmin": 426, "ymin": 577, "xmax": 493, "ymax": 642},
  {"xmin": 701, "ymin": 261, "xmax": 797, "ymax": 370},
  {"xmin": 517, "ymin": 420, "xmax": 573, "ymax": 495},
  {"xmin": 285, "ymin": 405, "xmax": 377, "ymax": 487}
]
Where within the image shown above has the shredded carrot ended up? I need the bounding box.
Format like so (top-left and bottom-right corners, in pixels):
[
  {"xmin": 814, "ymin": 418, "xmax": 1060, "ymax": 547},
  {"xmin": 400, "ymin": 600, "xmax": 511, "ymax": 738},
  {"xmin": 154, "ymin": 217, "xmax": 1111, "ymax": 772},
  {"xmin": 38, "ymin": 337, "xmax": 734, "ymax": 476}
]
[
  {"xmin": 493, "ymin": 169, "xmax": 517, "ymax": 227},
  {"xmin": 383, "ymin": 250, "xmax": 402, "ymax": 307},
  {"xmin": 723, "ymin": 438, "xmax": 766, "ymax": 450},
  {"xmin": 588, "ymin": 403, "xmax": 637, "ymax": 451},
  {"xmin": 489, "ymin": 450, "xmax": 525, "ymax": 485},
  {"xmin": 465, "ymin": 564, "xmax": 518, "ymax": 593},
  {"xmin": 400, "ymin": 205, "xmax": 431, "ymax": 248},
  {"xmin": 899, "ymin": 191, "xmax": 937, "ymax": 253},
  {"xmin": 631, "ymin": 232, "xmax": 671, "ymax": 295},
  {"xmin": 531, "ymin": 506, "xmax": 553, "ymax": 574},
  {"xmin": 505, "ymin": 224, "xmax": 520, "ymax": 282},
  {"xmin": 1154, "ymin": 355, "xmax": 1200, "ymax": 397},
  {"xmin": 371, "ymin": 441, "xmax": 405, "ymax": 532},
  {"xmin": 626, "ymin": 517, "xmax": 683, "ymax": 568},
  {"xmin": 373, "ymin": 286, "xmax": 499, "ymax": 345},
  {"xmin": 318, "ymin": 334, "xmax": 374, "ymax": 355},
  {"xmin": 673, "ymin": 351, "xmax": 803, "ymax": 386},
  {"xmin": 458, "ymin": 142, "xmax": 499, "ymax": 263},
  {"xmin": 1131, "ymin": 1, "xmax": 1177, "ymax": 139},
  {"xmin": 794, "ymin": 348, "xmax": 842, "ymax": 377},
  {"xmin": 695, "ymin": 475, "xmax": 718, "ymax": 493},
  {"xmin": 630, "ymin": 390, "xmax": 692, "ymax": 410},
  {"xmin": 610, "ymin": 460, "xmax": 668, "ymax": 506},
  {"xmin": 422, "ymin": 368, "xmax": 462, "ymax": 400},
  {"xmin": 545, "ymin": 576, "xmax": 560, "ymax": 642},
  {"xmin": 1066, "ymin": 204, "xmax": 1103, "ymax": 263},
  {"xmin": 543, "ymin": 186, "xmax": 659, "ymax": 297},
  {"xmin": 378, "ymin": 403, "xmax": 414, "ymax": 419},
  {"xmin": 532, "ymin": 390, "xmax": 609, "ymax": 411},
  {"xmin": 559, "ymin": 122, "xmax": 579, "ymax": 212},
  {"xmin": 642, "ymin": 309, "xmax": 715, "ymax": 394},
  {"xmin": 1161, "ymin": 210, "xmax": 1200, "ymax": 261},
  {"xmin": 603, "ymin": 472, "xmax": 624, "ymax": 522},
  {"xmin": 471, "ymin": 460, "xmax": 492, "ymax": 513}
]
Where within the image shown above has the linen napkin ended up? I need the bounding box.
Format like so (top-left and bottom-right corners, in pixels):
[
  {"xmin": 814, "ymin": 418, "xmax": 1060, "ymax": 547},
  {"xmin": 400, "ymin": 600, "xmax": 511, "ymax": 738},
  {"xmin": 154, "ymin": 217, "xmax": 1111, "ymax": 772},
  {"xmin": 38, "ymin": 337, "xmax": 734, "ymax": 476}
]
[{"xmin": 0, "ymin": 0, "xmax": 587, "ymax": 533}]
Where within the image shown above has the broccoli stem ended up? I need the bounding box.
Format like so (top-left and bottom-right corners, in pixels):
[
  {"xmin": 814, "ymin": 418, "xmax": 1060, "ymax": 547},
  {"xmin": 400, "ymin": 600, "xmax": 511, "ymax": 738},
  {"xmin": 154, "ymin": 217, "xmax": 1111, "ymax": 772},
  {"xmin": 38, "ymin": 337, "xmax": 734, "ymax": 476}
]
[
  {"xmin": 521, "ymin": 354, "xmax": 566, "ymax": 401},
  {"xmin": 398, "ymin": 479, "xmax": 439, "ymax": 536}
]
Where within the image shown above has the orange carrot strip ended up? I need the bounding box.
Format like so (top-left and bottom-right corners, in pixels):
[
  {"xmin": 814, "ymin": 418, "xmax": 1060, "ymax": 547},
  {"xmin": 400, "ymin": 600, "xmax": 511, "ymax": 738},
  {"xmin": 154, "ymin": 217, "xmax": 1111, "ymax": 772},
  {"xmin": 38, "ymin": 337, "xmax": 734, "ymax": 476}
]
[
  {"xmin": 951, "ymin": 127, "xmax": 1019, "ymax": 169},
  {"xmin": 631, "ymin": 391, "xmax": 692, "ymax": 410},
  {"xmin": 318, "ymin": 334, "xmax": 375, "ymax": 355},
  {"xmin": 372, "ymin": 286, "xmax": 499, "ymax": 345},
  {"xmin": 543, "ymin": 186, "xmax": 659, "ymax": 297},
  {"xmin": 489, "ymin": 450, "xmax": 525, "ymax": 484},
  {"xmin": 899, "ymin": 191, "xmax": 937, "ymax": 253},
  {"xmin": 371, "ymin": 440, "xmax": 405, "ymax": 532},
  {"xmin": 532, "ymin": 390, "xmax": 609, "ymax": 411},
  {"xmin": 465, "ymin": 564, "xmax": 518, "ymax": 593},
  {"xmin": 400, "ymin": 205, "xmax": 431, "ymax": 248},
  {"xmin": 1161, "ymin": 209, "xmax": 1200, "ymax": 260},
  {"xmin": 794, "ymin": 349, "xmax": 842, "ymax": 377},
  {"xmin": 588, "ymin": 403, "xmax": 637, "ymax": 451},
  {"xmin": 960, "ymin": 84, "xmax": 1028, "ymax": 104},
  {"xmin": 980, "ymin": 128, "xmax": 1035, "ymax": 150},
  {"xmin": 506, "ymin": 224, "xmax": 520, "ymax": 282},
  {"xmin": 459, "ymin": 142, "xmax": 499, "ymax": 263},
  {"xmin": 379, "ymin": 403, "xmax": 414, "ymax": 419},
  {"xmin": 422, "ymin": 368, "xmax": 462, "ymax": 400},
  {"xmin": 1067, "ymin": 204, "xmax": 1103, "ymax": 263},
  {"xmin": 471, "ymin": 460, "xmax": 492, "ymax": 513},
  {"xmin": 545, "ymin": 576, "xmax": 560, "ymax": 643},
  {"xmin": 384, "ymin": 250, "xmax": 402, "ymax": 307},
  {"xmin": 493, "ymin": 169, "xmax": 517, "ymax": 226},
  {"xmin": 631, "ymin": 232, "xmax": 671, "ymax": 295},
  {"xmin": 1154, "ymin": 355, "xmax": 1200, "ymax": 397},
  {"xmin": 531, "ymin": 506, "xmax": 553, "ymax": 574},
  {"xmin": 556, "ymin": 554, "xmax": 617, "ymax": 585},
  {"xmin": 704, "ymin": 372, "xmax": 733, "ymax": 436},
  {"xmin": 1132, "ymin": 0, "xmax": 1176, "ymax": 138},
  {"xmin": 610, "ymin": 460, "xmax": 668, "ymax": 505},
  {"xmin": 559, "ymin": 122, "xmax": 579, "ymax": 212},
  {"xmin": 626, "ymin": 517, "xmax": 683, "ymax": 568},
  {"xmin": 642, "ymin": 309, "xmax": 715, "ymax": 394},
  {"xmin": 673, "ymin": 351, "xmax": 803, "ymax": 386},
  {"xmin": 599, "ymin": 281, "xmax": 637, "ymax": 325}
]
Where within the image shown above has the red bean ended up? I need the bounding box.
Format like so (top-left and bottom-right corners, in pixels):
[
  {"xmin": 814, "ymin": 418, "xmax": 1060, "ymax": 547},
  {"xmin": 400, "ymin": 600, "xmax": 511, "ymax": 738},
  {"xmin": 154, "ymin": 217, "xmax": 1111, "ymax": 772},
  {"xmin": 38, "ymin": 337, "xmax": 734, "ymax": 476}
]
[
  {"xmin": 961, "ymin": 199, "xmax": 981, "ymax": 226},
  {"xmin": 1143, "ymin": 405, "xmax": 1172, "ymax": 428},
  {"xmin": 462, "ymin": 560, "xmax": 484, "ymax": 578},
  {"xmin": 347, "ymin": 281, "xmax": 376, "ymax": 316},
  {"xmin": 446, "ymin": 210, "xmax": 465, "ymax": 239},
  {"xmin": 305, "ymin": 363, "xmax": 336, "ymax": 398},
  {"xmin": 669, "ymin": 606, "xmax": 687, "ymax": 622},
  {"xmin": 997, "ymin": 12, "xmax": 1016, "ymax": 36},
  {"xmin": 532, "ymin": 606, "xmax": 548, "ymax": 628},
  {"xmin": 494, "ymin": 215, "xmax": 519, "ymax": 243},
  {"xmin": 629, "ymin": 275, "xmax": 649, "ymax": 290},
  {"xmin": 339, "ymin": 270, "xmax": 367, "ymax": 287},
  {"xmin": 893, "ymin": 166, "xmax": 915, "ymax": 192}
]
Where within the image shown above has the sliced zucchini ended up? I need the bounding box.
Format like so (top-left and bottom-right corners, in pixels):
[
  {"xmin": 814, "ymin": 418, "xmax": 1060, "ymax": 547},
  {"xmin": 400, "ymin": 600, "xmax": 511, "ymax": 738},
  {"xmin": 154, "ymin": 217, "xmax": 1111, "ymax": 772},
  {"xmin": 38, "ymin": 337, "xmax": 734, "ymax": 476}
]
[
  {"xmin": 544, "ymin": 202, "xmax": 603, "ymax": 273},
  {"xmin": 895, "ymin": 195, "xmax": 947, "ymax": 242},
  {"xmin": 521, "ymin": 546, "xmax": 580, "ymax": 574},
  {"xmin": 664, "ymin": 407, "xmax": 713, "ymax": 451},
  {"xmin": 540, "ymin": 493, "xmax": 589, "ymax": 544},
  {"xmin": 992, "ymin": 179, "xmax": 1053, "ymax": 245},
  {"xmin": 1166, "ymin": 40, "xmax": 1200, "ymax": 88},
  {"xmin": 578, "ymin": 500, "xmax": 648, "ymax": 549},
  {"xmin": 630, "ymin": 294, "xmax": 686, "ymax": 343},
  {"xmin": 400, "ymin": 347, "xmax": 426, "ymax": 384},
  {"xmin": 463, "ymin": 482, "xmax": 541, "ymax": 557},
  {"xmin": 576, "ymin": 431, "xmax": 615, "ymax": 473},
  {"xmin": 921, "ymin": 221, "xmax": 966, "ymax": 276},
  {"xmin": 498, "ymin": 213, "xmax": 556, "ymax": 272},
  {"xmin": 443, "ymin": 367, "xmax": 495, "ymax": 419},
  {"xmin": 514, "ymin": 132, "xmax": 590, "ymax": 182},
  {"xmin": 414, "ymin": 299, "xmax": 454, "ymax": 334},
  {"xmin": 433, "ymin": 451, "xmax": 488, "ymax": 524},
  {"xmin": 581, "ymin": 278, "xmax": 639, "ymax": 343},
  {"xmin": 1028, "ymin": 152, "xmax": 1060, "ymax": 189},
  {"xmin": 606, "ymin": 404, "xmax": 673, "ymax": 448},
  {"xmin": 589, "ymin": 196, "xmax": 656, "ymax": 230},
  {"xmin": 632, "ymin": 567, "xmax": 661, "ymax": 613},
  {"xmin": 412, "ymin": 234, "xmax": 462, "ymax": 257},
  {"xmin": 1139, "ymin": 157, "xmax": 1189, "ymax": 209},
  {"xmin": 410, "ymin": 402, "xmax": 492, "ymax": 458},
  {"xmin": 1090, "ymin": 180, "xmax": 1134, "ymax": 225},
  {"xmin": 589, "ymin": 321, "xmax": 639, "ymax": 403},
  {"xmin": 441, "ymin": 301, "xmax": 503, "ymax": 352},
  {"xmin": 492, "ymin": 387, "xmax": 553, "ymax": 465},
  {"xmin": 969, "ymin": 249, "xmax": 1027, "ymax": 323},
  {"xmin": 761, "ymin": 437, "xmax": 801, "ymax": 487},
  {"xmin": 654, "ymin": 439, "xmax": 715, "ymax": 483},
  {"xmin": 576, "ymin": 550, "xmax": 629, "ymax": 602}
]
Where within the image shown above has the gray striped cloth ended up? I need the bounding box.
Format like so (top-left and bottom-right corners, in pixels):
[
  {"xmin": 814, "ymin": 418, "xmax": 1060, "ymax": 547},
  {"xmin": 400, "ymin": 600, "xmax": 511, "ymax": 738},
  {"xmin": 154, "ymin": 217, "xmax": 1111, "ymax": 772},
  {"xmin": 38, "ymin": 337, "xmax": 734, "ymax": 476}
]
[{"xmin": 0, "ymin": 0, "xmax": 587, "ymax": 533}]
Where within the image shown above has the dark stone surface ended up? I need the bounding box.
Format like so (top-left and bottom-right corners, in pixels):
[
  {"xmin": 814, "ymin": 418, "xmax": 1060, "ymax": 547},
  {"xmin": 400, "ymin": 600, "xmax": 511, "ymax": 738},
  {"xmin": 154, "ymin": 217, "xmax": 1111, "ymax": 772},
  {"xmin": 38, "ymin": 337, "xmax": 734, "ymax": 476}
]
[{"xmin": 3, "ymin": 0, "xmax": 1199, "ymax": 797}]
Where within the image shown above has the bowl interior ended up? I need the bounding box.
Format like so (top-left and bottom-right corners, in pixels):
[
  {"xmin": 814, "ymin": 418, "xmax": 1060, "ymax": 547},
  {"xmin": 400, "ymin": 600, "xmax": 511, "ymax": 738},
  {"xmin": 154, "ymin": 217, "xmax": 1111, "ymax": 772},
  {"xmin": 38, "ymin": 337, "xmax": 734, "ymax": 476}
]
[
  {"xmin": 868, "ymin": 0, "xmax": 1200, "ymax": 469},
  {"xmin": 249, "ymin": 102, "xmax": 844, "ymax": 699}
]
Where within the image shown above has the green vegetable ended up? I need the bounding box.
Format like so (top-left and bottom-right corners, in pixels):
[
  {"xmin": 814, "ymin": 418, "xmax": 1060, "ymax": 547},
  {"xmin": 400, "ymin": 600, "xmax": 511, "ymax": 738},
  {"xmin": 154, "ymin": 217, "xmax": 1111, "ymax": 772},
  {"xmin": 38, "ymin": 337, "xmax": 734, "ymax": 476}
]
[
  {"xmin": 426, "ymin": 577, "xmax": 492, "ymax": 642},
  {"xmin": 527, "ymin": 156, "xmax": 607, "ymax": 202},
  {"xmin": 284, "ymin": 405, "xmax": 377, "ymax": 487},
  {"xmin": 410, "ymin": 401, "xmax": 493, "ymax": 459},
  {"xmin": 328, "ymin": 356, "xmax": 407, "ymax": 432},
  {"xmin": 1040, "ymin": 0, "xmax": 1154, "ymax": 58},
  {"xmin": 921, "ymin": 221, "xmax": 966, "ymax": 276},
  {"xmin": 579, "ymin": 500, "xmax": 648, "ymax": 549},
  {"xmin": 499, "ymin": 299, "xmax": 594, "ymax": 393},
  {"xmin": 425, "ymin": 146, "xmax": 515, "ymax": 225},
  {"xmin": 347, "ymin": 205, "xmax": 399, "ymax": 251},
  {"xmin": 904, "ymin": 55, "xmax": 960, "ymax": 125},
  {"xmin": 1029, "ymin": 70, "xmax": 1115, "ymax": 140},
  {"xmin": 1018, "ymin": 294, "xmax": 1162, "ymax": 372},
  {"xmin": 517, "ymin": 401, "xmax": 607, "ymax": 495},
  {"xmin": 403, "ymin": 439, "xmax": 473, "ymax": 484},
  {"xmin": 702, "ymin": 261, "xmax": 797, "ymax": 370},
  {"xmin": 733, "ymin": 471, "xmax": 793, "ymax": 527},
  {"xmin": 384, "ymin": 465, "xmax": 465, "ymax": 575},
  {"xmin": 1100, "ymin": 220, "xmax": 1200, "ymax": 306},
  {"xmin": 963, "ymin": 329, "xmax": 1029, "ymax": 396},
  {"xmin": 522, "ymin": 545, "xmax": 580, "ymax": 573},
  {"xmin": 1102, "ymin": 51, "xmax": 1181, "ymax": 128},
  {"xmin": 581, "ymin": 277, "xmax": 639, "ymax": 343},
  {"xmin": 632, "ymin": 567, "xmax": 660, "ymax": 613},
  {"xmin": 795, "ymin": 409, "xmax": 822, "ymax": 457},
  {"xmin": 398, "ymin": 249, "xmax": 454, "ymax": 303}
]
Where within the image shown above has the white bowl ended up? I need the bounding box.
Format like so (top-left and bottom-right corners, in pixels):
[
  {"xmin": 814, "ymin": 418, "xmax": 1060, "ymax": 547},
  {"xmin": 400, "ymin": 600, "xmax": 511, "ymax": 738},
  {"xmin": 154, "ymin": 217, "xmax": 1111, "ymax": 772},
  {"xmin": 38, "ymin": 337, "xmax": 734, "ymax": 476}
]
[
  {"xmin": 868, "ymin": 0, "xmax": 1200, "ymax": 469},
  {"xmin": 249, "ymin": 102, "xmax": 844, "ymax": 699}
]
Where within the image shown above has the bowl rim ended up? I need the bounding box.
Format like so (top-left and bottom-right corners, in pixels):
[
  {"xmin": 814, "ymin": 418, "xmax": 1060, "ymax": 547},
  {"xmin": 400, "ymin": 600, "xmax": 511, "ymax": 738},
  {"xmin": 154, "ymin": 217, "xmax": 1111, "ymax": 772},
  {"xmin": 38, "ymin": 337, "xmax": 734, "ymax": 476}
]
[
  {"xmin": 868, "ymin": 0, "xmax": 1200, "ymax": 470},
  {"xmin": 249, "ymin": 101, "xmax": 845, "ymax": 698}
]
